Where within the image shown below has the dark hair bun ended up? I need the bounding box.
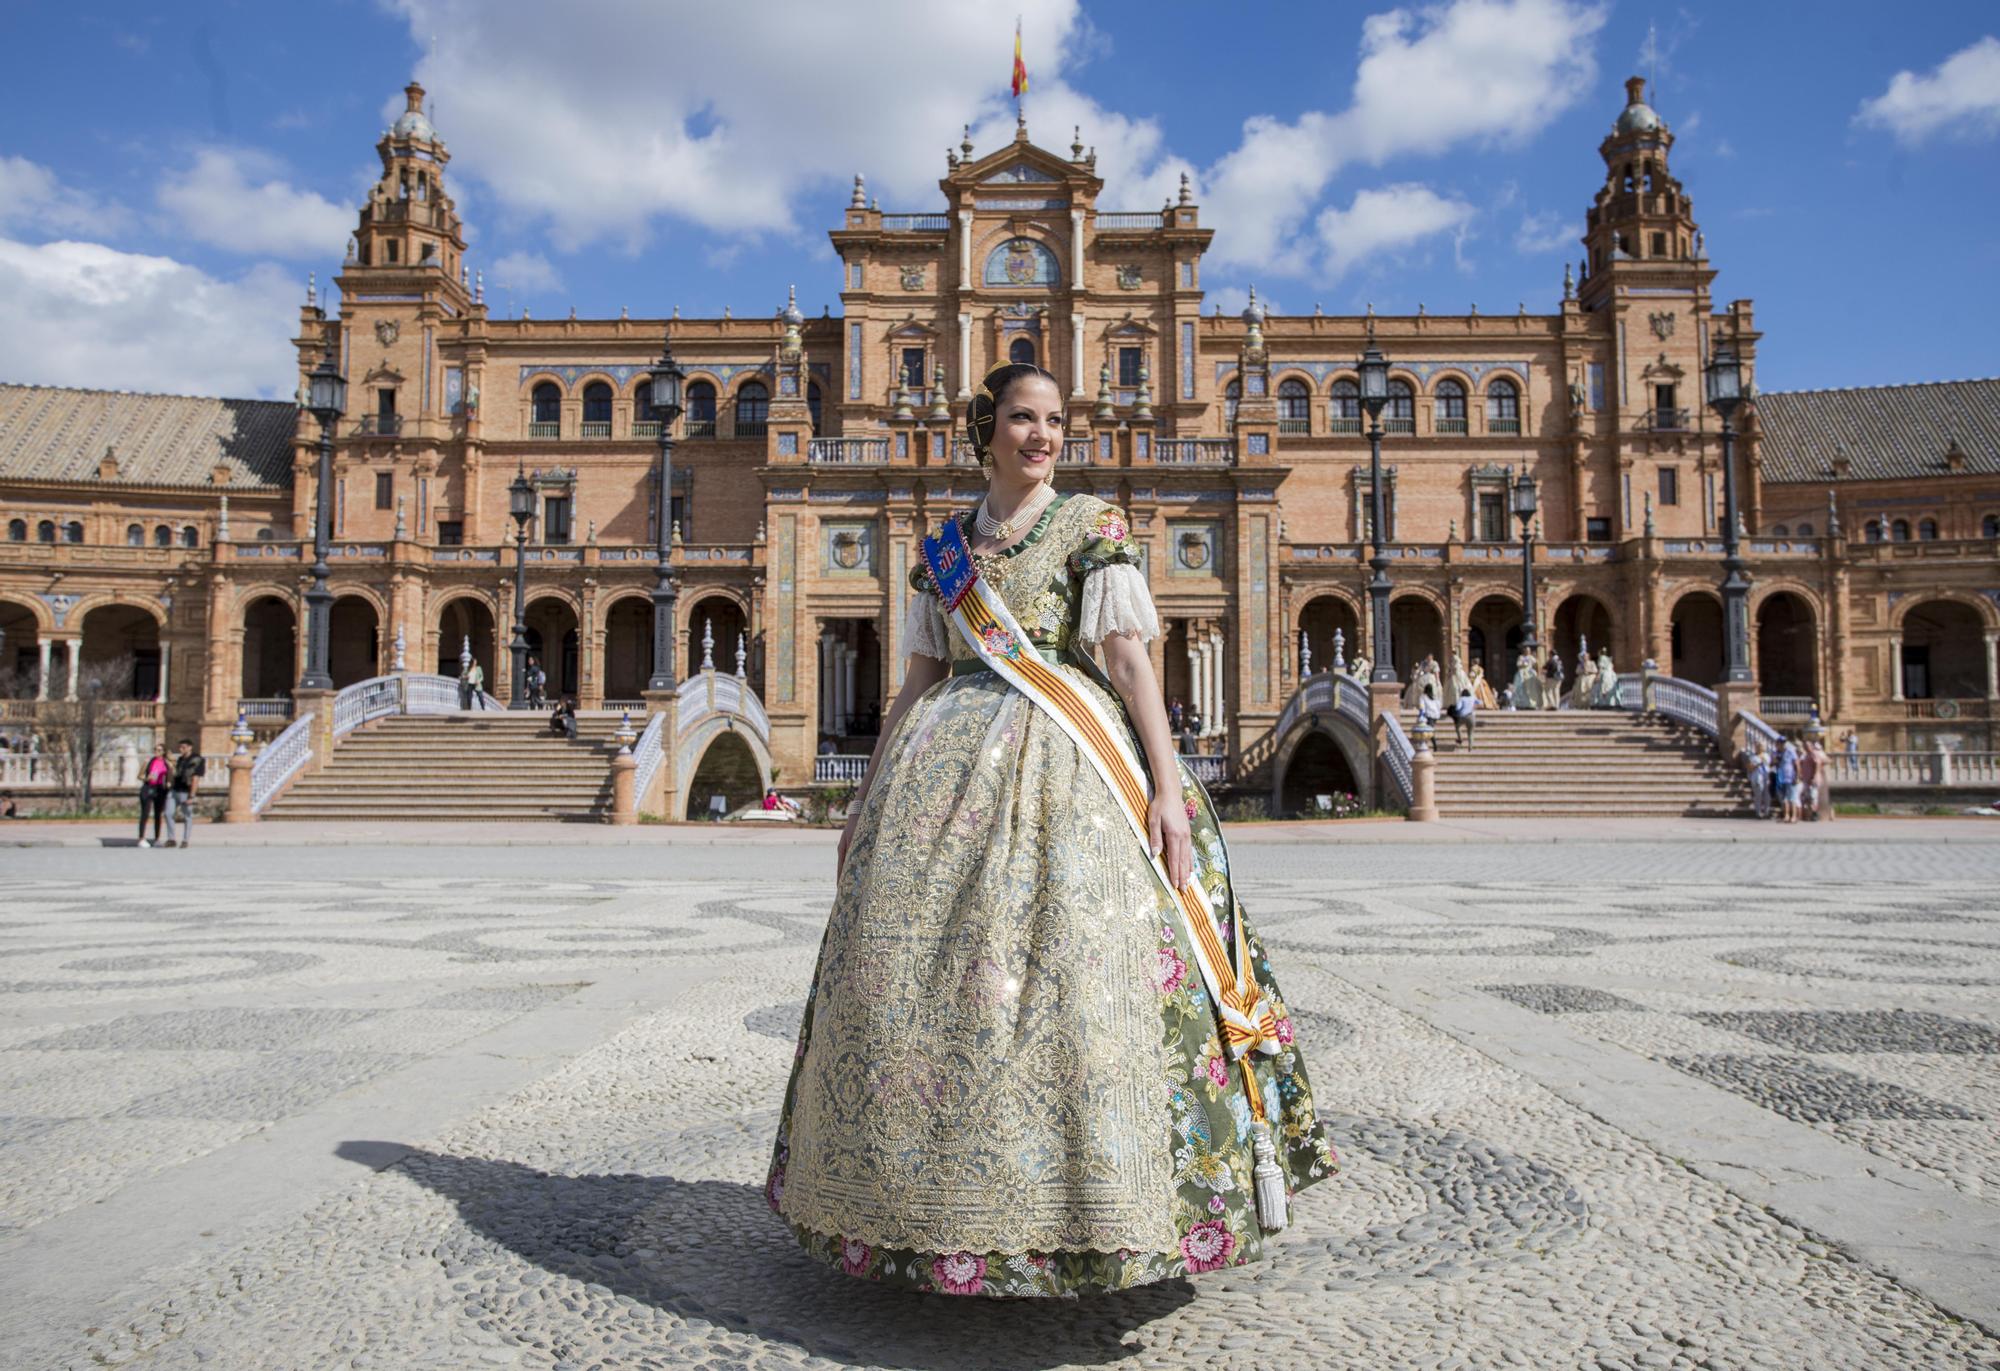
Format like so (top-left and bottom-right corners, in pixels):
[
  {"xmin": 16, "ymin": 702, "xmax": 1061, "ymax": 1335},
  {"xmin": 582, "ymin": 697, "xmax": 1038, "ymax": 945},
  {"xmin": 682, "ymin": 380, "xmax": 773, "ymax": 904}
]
[{"xmin": 965, "ymin": 362, "xmax": 1059, "ymax": 462}]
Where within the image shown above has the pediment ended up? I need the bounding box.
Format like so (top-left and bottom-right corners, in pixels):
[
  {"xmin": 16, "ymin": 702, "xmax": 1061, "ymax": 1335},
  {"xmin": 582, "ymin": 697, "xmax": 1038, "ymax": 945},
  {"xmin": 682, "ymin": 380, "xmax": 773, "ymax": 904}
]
[{"xmin": 982, "ymin": 162, "xmax": 1058, "ymax": 184}]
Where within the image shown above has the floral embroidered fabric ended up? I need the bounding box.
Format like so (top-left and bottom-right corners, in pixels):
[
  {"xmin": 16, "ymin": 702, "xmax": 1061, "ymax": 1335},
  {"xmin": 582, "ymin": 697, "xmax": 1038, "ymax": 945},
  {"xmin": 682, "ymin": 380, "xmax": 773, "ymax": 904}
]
[{"xmin": 768, "ymin": 493, "xmax": 1337, "ymax": 1296}]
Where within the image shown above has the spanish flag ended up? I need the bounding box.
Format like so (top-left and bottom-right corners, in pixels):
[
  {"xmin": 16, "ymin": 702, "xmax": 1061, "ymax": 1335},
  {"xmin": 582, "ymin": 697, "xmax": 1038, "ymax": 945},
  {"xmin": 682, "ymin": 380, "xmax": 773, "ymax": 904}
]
[{"xmin": 1011, "ymin": 18, "xmax": 1028, "ymax": 99}]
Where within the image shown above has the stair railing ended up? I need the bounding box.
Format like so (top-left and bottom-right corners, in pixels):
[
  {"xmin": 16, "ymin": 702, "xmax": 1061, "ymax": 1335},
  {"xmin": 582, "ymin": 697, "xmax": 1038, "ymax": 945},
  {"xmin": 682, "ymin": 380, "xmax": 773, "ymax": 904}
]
[
  {"xmin": 1648, "ymin": 677, "xmax": 1720, "ymax": 736},
  {"xmin": 333, "ymin": 676, "xmax": 404, "ymax": 738},
  {"xmin": 631, "ymin": 711, "xmax": 668, "ymax": 809},
  {"xmin": 250, "ymin": 712, "xmax": 316, "ymax": 813},
  {"xmin": 1381, "ymin": 713, "xmax": 1415, "ymax": 808}
]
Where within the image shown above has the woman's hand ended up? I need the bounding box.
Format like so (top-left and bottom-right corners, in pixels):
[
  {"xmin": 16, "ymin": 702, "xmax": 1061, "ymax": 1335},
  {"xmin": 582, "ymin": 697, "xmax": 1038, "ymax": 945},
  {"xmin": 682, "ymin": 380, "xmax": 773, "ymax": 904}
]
[{"xmin": 1147, "ymin": 789, "xmax": 1194, "ymax": 891}]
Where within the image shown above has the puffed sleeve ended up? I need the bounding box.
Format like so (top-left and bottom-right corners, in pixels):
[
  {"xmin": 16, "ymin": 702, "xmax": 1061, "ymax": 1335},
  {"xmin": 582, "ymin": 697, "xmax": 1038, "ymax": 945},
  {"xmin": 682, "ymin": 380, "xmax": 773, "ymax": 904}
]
[
  {"xmin": 903, "ymin": 560, "xmax": 951, "ymax": 660},
  {"xmin": 1068, "ymin": 505, "xmax": 1161, "ymax": 647}
]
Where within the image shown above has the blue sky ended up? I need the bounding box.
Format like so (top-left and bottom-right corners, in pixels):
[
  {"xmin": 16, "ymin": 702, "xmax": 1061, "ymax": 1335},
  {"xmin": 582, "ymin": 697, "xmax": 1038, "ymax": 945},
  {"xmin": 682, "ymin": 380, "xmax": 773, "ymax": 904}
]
[{"xmin": 2, "ymin": 0, "xmax": 1996, "ymax": 400}]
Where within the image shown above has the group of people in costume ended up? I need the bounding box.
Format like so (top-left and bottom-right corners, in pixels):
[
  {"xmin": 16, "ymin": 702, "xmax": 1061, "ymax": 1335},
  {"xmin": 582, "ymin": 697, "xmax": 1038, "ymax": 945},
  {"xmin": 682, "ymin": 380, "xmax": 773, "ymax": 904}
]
[
  {"xmin": 1505, "ymin": 640, "xmax": 1624, "ymax": 712},
  {"xmin": 767, "ymin": 363, "xmax": 1337, "ymax": 1298}
]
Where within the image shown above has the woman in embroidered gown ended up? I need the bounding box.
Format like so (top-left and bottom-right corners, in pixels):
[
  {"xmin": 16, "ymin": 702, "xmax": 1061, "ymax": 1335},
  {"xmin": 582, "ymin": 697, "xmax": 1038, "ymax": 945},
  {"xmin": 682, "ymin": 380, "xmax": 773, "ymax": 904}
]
[
  {"xmin": 767, "ymin": 365, "xmax": 1337, "ymax": 1298},
  {"xmin": 1469, "ymin": 659, "xmax": 1498, "ymax": 711}
]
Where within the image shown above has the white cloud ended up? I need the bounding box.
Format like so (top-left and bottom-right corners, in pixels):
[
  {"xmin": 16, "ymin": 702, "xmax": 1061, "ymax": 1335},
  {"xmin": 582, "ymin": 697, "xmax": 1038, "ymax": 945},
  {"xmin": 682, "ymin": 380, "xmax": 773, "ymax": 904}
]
[
  {"xmin": 156, "ymin": 147, "xmax": 352, "ymax": 259},
  {"xmin": 0, "ymin": 237, "xmax": 300, "ymax": 398},
  {"xmin": 1202, "ymin": 0, "xmax": 1607, "ymax": 273},
  {"xmin": 0, "ymin": 155, "xmax": 125, "ymax": 235},
  {"xmin": 385, "ymin": 0, "xmax": 1187, "ymax": 251},
  {"xmin": 1316, "ymin": 184, "xmax": 1477, "ymax": 283},
  {"xmin": 1514, "ymin": 208, "xmax": 1574, "ymax": 255},
  {"xmin": 490, "ymin": 249, "xmax": 561, "ymax": 295},
  {"xmin": 1855, "ymin": 36, "xmax": 2000, "ymax": 144}
]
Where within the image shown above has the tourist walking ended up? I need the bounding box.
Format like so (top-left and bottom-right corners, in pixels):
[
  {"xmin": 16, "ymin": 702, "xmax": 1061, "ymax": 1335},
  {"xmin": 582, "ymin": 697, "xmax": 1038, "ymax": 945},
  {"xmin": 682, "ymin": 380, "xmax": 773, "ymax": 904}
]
[
  {"xmin": 464, "ymin": 658, "xmax": 486, "ymax": 710},
  {"xmin": 525, "ymin": 656, "xmax": 548, "ymax": 710},
  {"xmin": 1451, "ymin": 687, "xmax": 1477, "ymax": 750},
  {"xmin": 1797, "ymin": 737, "xmax": 1821, "ymax": 822},
  {"xmin": 137, "ymin": 742, "xmax": 171, "ymax": 846},
  {"xmin": 767, "ymin": 363, "xmax": 1336, "ymax": 1297},
  {"xmin": 164, "ymin": 739, "xmax": 204, "ymax": 848},
  {"xmin": 1746, "ymin": 743, "xmax": 1772, "ymax": 819},
  {"xmin": 1775, "ymin": 738, "xmax": 1801, "ymax": 823},
  {"xmin": 1808, "ymin": 736, "xmax": 1835, "ymax": 821},
  {"xmin": 1844, "ymin": 729, "xmax": 1860, "ymax": 764}
]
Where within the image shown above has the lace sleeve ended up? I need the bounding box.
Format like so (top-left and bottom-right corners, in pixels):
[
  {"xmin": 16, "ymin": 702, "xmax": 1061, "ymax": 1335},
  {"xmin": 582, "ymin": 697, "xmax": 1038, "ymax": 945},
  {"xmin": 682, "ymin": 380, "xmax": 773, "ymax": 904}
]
[
  {"xmin": 1077, "ymin": 562, "xmax": 1160, "ymax": 647},
  {"xmin": 902, "ymin": 586, "xmax": 952, "ymax": 661}
]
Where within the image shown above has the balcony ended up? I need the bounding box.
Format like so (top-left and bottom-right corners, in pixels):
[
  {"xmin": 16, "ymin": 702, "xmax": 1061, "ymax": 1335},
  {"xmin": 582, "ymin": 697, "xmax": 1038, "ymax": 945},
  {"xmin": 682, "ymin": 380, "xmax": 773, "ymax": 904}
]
[
  {"xmin": 580, "ymin": 421, "xmax": 611, "ymax": 439},
  {"xmin": 1435, "ymin": 416, "xmax": 1468, "ymax": 435},
  {"xmin": 632, "ymin": 420, "xmax": 660, "ymax": 439},
  {"xmin": 1330, "ymin": 416, "xmax": 1362, "ymax": 435},
  {"xmin": 1061, "ymin": 440, "xmax": 1094, "ymax": 465},
  {"xmin": 1384, "ymin": 417, "xmax": 1415, "ymax": 435},
  {"xmin": 1643, "ymin": 408, "xmax": 1690, "ymax": 432},
  {"xmin": 734, "ymin": 420, "xmax": 769, "ymax": 439},
  {"xmin": 1278, "ymin": 418, "xmax": 1311, "ymax": 436},
  {"xmin": 1904, "ymin": 698, "xmax": 1990, "ymax": 720},
  {"xmin": 881, "ymin": 214, "xmax": 949, "ymax": 232},
  {"xmin": 1155, "ymin": 438, "xmax": 1235, "ymax": 466},
  {"xmin": 356, "ymin": 414, "xmax": 402, "ymax": 437},
  {"xmin": 808, "ymin": 437, "xmax": 890, "ymax": 465},
  {"xmin": 685, "ymin": 417, "xmax": 717, "ymax": 439},
  {"xmin": 1096, "ymin": 211, "xmax": 1166, "ymax": 230},
  {"xmin": 1487, "ymin": 417, "xmax": 1522, "ymax": 435},
  {"xmin": 815, "ymin": 754, "xmax": 872, "ymax": 783},
  {"xmin": 528, "ymin": 421, "xmax": 560, "ymax": 439}
]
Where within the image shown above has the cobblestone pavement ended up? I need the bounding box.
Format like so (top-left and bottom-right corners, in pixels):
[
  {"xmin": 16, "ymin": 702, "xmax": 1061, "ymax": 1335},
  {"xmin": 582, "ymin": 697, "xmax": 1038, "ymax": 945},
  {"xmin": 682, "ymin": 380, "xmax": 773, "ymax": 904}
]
[{"xmin": 2, "ymin": 836, "xmax": 1999, "ymax": 1369}]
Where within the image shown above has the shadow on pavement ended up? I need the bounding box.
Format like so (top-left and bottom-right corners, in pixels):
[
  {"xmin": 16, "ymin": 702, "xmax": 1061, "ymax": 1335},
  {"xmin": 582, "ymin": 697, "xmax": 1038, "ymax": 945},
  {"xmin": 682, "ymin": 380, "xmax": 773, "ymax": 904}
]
[{"xmin": 338, "ymin": 1142, "xmax": 1193, "ymax": 1368}]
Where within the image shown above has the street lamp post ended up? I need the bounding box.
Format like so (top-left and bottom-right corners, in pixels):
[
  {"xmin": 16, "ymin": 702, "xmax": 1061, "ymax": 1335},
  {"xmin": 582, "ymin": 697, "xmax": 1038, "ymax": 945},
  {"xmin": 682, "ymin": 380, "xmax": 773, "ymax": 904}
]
[
  {"xmin": 299, "ymin": 347, "xmax": 346, "ymax": 691},
  {"xmin": 507, "ymin": 465, "xmax": 534, "ymax": 708},
  {"xmin": 1357, "ymin": 337, "xmax": 1396, "ymax": 684},
  {"xmin": 647, "ymin": 335, "xmax": 686, "ymax": 692},
  {"xmin": 1705, "ymin": 344, "xmax": 1753, "ymax": 683},
  {"xmin": 1512, "ymin": 466, "xmax": 1540, "ymax": 660}
]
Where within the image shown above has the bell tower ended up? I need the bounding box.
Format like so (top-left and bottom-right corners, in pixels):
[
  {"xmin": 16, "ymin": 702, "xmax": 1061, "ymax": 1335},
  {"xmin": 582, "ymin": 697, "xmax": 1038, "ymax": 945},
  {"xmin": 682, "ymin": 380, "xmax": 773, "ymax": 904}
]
[
  {"xmin": 347, "ymin": 82, "xmax": 469, "ymax": 302},
  {"xmin": 1578, "ymin": 76, "xmax": 1706, "ymax": 310}
]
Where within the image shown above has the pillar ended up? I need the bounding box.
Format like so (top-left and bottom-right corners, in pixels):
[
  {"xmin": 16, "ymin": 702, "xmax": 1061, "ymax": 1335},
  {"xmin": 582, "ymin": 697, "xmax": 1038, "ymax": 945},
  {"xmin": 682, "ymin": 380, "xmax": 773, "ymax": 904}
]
[
  {"xmin": 841, "ymin": 644, "xmax": 857, "ymax": 733},
  {"xmin": 1071, "ymin": 312, "xmax": 1086, "ymax": 398},
  {"xmin": 36, "ymin": 639, "xmax": 50, "ymax": 701},
  {"xmin": 65, "ymin": 641, "xmax": 78, "ymax": 700},
  {"xmin": 958, "ymin": 211, "xmax": 973, "ymax": 287},
  {"xmin": 157, "ymin": 639, "xmax": 170, "ymax": 705},
  {"xmin": 1408, "ymin": 724, "xmax": 1438, "ymax": 822},
  {"xmin": 1070, "ymin": 209, "xmax": 1085, "ymax": 287},
  {"xmin": 1985, "ymin": 631, "xmax": 1999, "ymax": 701},
  {"xmin": 610, "ymin": 748, "xmax": 636, "ymax": 825},
  {"xmin": 1187, "ymin": 633, "xmax": 1201, "ymax": 728},
  {"xmin": 1889, "ymin": 633, "xmax": 1904, "ymax": 701},
  {"xmin": 1210, "ymin": 628, "xmax": 1226, "ymax": 736},
  {"xmin": 957, "ymin": 313, "xmax": 973, "ymax": 398}
]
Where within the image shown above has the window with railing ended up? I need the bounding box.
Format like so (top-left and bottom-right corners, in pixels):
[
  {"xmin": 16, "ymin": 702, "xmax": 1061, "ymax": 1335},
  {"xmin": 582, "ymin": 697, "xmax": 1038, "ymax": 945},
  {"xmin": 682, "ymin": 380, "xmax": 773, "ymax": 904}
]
[
  {"xmin": 1330, "ymin": 379, "xmax": 1361, "ymax": 434},
  {"xmin": 582, "ymin": 381, "xmax": 612, "ymax": 438},
  {"xmin": 1486, "ymin": 379, "xmax": 1521, "ymax": 434},
  {"xmin": 632, "ymin": 380, "xmax": 658, "ymax": 437},
  {"xmin": 734, "ymin": 381, "xmax": 769, "ymax": 437},
  {"xmin": 1224, "ymin": 380, "xmax": 1240, "ymax": 428},
  {"xmin": 686, "ymin": 381, "xmax": 717, "ymax": 437},
  {"xmin": 1435, "ymin": 379, "xmax": 1468, "ymax": 434},
  {"xmin": 1278, "ymin": 378, "xmax": 1310, "ymax": 434},
  {"xmin": 1385, "ymin": 380, "xmax": 1414, "ymax": 434},
  {"xmin": 530, "ymin": 381, "xmax": 561, "ymax": 438}
]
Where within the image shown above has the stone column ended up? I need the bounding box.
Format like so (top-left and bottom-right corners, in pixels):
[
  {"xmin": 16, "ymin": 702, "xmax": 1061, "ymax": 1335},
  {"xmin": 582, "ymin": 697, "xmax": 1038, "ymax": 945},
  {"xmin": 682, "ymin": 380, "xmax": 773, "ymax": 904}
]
[
  {"xmin": 1070, "ymin": 210, "xmax": 1085, "ymax": 285},
  {"xmin": 65, "ymin": 641, "xmax": 79, "ymax": 700},
  {"xmin": 1889, "ymin": 634, "xmax": 1904, "ymax": 702},
  {"xmin": 1187, "ymin": 634, "xmax": 1201, "ymax": 729},
  {"xmin": 958, "ymin": 314, "xmax": 973, "ymax": 398},
  {"xmin": 1071, "ymin": 313, "xmax": 1086, "ymax": 397},
  {"xmin": 958, "ymin": 212, "xmax": 973, "ymax": 286},
  {"xmin": 1408, "ymin": 723, "xmax": 1438, "ymax": 822},
  {"xmin": 157, "ymin": 640, "xmax": 170, "ymax": 705},
  {"xmin": 818, "ymin": 633, "xmax": 834, "ymax": 733},
  {"xmin": 223, "ymin": 714, "xmax": 255, "ymax": 823},
  {"xmin": 1210, "ymin": 628, "xmax": 1226, "ymax": 736},
  {"xmin": 841, "ymin": 644, "xmax": 857, "ymax": 734},
  {"xmin": 36, "ymin": 639, "xmax": 50, "ymax": 700},
  {"xmin": 1986, "ymin": 631, "xmax": 1999, "ymax": 701}
]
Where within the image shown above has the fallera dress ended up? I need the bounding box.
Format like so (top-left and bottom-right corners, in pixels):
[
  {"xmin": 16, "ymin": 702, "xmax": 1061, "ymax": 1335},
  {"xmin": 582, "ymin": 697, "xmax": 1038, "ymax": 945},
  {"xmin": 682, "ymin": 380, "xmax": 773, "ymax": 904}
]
[{"xmin": 766, "ymin": 493, "xmax": 1338, "ymax": 1297}]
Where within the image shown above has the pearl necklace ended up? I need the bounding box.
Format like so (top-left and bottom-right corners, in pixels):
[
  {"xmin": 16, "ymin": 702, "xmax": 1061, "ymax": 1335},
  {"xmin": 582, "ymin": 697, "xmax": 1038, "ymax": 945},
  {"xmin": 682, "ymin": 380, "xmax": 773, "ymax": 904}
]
[{"xmin": 975, "ymin": 482, "xmax": 1056, "ymax": 542}]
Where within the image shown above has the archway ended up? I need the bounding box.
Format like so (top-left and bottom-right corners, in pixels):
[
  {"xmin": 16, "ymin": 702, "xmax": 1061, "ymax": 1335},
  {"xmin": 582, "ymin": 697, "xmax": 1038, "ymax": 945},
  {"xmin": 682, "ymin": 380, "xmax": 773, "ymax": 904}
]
[
  {"xmin": 1900, "ymin": 600, "xmax": 1987, "ymax": 700},
  {"xmin": 1278, "ymin": 730, "xmax": 1361, "ymax": 816},
  {"xmin": 0, "ymin": 600, "xmax": 41, "ymax": 697},
  {"xmin": 1755, "ymin": 593, "xmax": 1818, "ymax": 701},
  {"xmin": 1297, "ymin": 595, "xmax": 1359, "ymax": 677},
  {"xmin": 79, "ymin": 605, "xmax": 160, "ymax": 699},
  {"xmin": 525, "ymin": 597, "xmax": 580, "ymax": 699},
  {"xmin": 437, "ymin": 597, "xmax": 496, "ymax": 684},
  {"xmin": 818, "ymin": 618, "xmax": 882, "ymax": 742},
  {"xmin": 1552, "ymin": 594, "xmax": 1615, "ymax": 674},
  {"xmin": 1464, "ymin": 594, "xmax": 1521, "ymax": 685},
  {"xmin": 686, "ymin": 731, "xmax": 764, "ymax": 819},
  {"xmin": 240, "ymin": 597, "xmax": 296, "ymax": 698},
  {"xmin": 328, "ymin": 596, "xmax": 379, "ymax": 688},
  {"xmin": 686, "ymin": 597, "xmax": 748, "ymax": 676},
  {"xmin": 602, "ymin": 597, "xmax": 654, "ymax": 703},
  {"xmin": 1670, "ymin": 593, "xmax": 1724, "ymax": 687},
  {"xmin": 1388, "ymin": 596, "xmax": 1444, "ymax": 682}
]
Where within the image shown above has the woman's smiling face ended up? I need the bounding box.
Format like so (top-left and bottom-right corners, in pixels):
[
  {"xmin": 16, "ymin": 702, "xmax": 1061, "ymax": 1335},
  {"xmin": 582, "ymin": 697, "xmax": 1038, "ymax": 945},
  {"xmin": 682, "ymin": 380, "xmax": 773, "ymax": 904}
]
[{"xmin": 988, "ymin": 372, "xmax": 1065, "ymax": 486}]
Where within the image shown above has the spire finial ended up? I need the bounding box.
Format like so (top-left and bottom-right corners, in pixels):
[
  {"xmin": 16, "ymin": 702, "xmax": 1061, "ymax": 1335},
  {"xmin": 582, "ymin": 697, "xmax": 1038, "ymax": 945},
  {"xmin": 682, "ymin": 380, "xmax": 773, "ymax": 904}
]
[
  {"xmin": 1563, "ymin": 261, "xmax": 1575, "ymax": 300},
  {"xmin": 850, "ymin": 174, "xmax": 866, "ymax": 208},
  {"xmin": 474, "ymin": 268, "xmax": 483, "ymax": 304},
  {"xmin": 306, "ymin": 271, "xmax": 316, "ymax": 308},
  {"xmin": 961, "ymin": 124, "xmax": 974, "ymax": 157},
  {"xmin": 1071, "ymin": 125, "xmax": 1084, "ymax": 159},
  {"xmin": 1178, "ymin": 172, "xmax": 1192, "ymax": 206}
]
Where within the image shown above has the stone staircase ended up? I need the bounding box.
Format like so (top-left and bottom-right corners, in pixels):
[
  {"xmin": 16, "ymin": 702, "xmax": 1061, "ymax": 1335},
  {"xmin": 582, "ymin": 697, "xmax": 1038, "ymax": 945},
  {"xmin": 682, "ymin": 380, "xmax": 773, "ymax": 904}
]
[
  {"xmin": 1417, "ymin": 708, "xmax": 1752, "ymax": 818},
  {"xmin": 262, "ymin": 713, "xmax": 625, "ymax": 822}
]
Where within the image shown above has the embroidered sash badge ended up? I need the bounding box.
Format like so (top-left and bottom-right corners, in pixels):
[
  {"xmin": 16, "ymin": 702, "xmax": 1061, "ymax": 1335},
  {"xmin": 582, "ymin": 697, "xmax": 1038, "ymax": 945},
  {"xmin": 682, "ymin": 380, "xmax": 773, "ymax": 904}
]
[{"xmin": 922, "ymin": 518, "xmax": 979, "ymax": 613}]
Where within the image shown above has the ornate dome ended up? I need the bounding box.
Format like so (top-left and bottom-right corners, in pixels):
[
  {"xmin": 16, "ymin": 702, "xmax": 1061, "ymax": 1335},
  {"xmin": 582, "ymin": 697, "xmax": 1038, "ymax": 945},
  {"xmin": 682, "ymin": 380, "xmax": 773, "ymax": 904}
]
[
  {"xmin": 390, "ymin": 82, "xmax": 436, "ymax": 143},
  {"xmin": 782, "ymin": 284, "xmax": 804, "ymax": 327},
  {"xmin": 1614, "ymin": 76, "xmax": 1664, "ymax": 135},
  {"xmin": 1241, "ymin": 284, "xmax": 1266, "ymax": 325}
]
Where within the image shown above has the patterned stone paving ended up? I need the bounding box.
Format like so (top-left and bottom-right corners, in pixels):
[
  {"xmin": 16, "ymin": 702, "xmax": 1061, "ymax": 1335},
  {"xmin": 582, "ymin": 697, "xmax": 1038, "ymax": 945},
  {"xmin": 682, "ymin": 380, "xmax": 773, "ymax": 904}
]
[{"xmin": 0, "ymin": 846, "xmax": 1996, "ymax": 1369}]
